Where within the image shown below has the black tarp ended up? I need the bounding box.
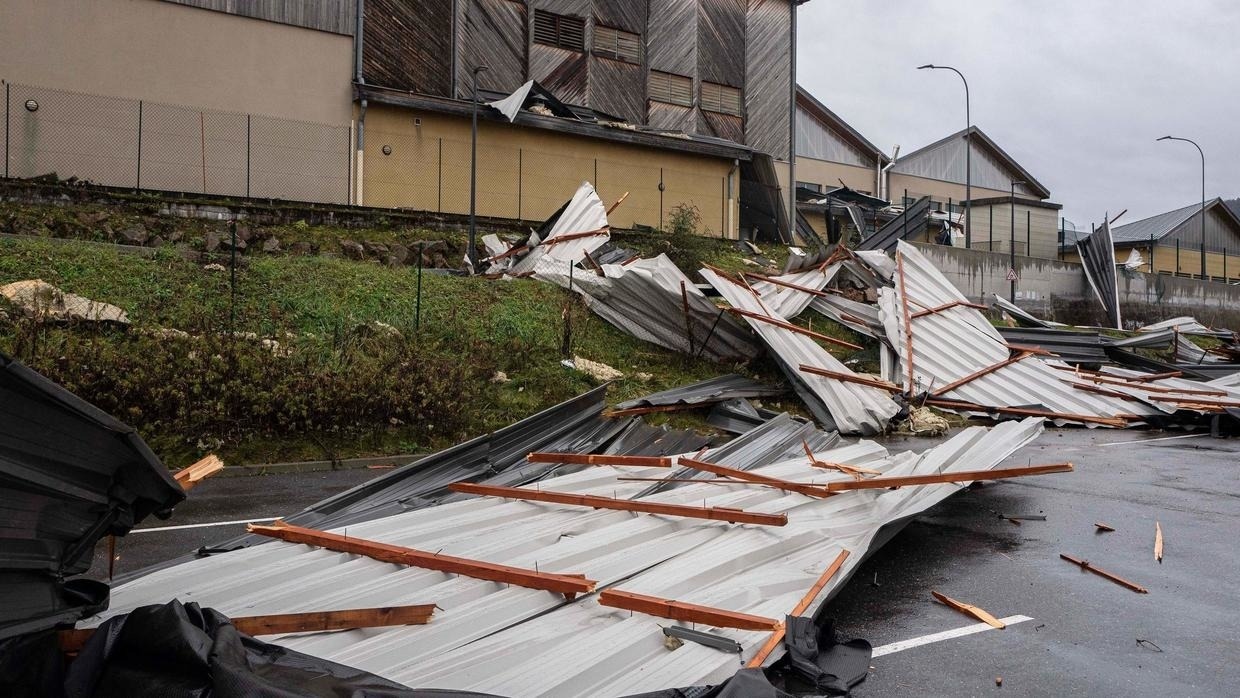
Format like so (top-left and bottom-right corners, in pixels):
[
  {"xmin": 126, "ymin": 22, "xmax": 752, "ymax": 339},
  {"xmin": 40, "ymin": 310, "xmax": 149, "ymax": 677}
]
[{"xmin": 0, "ymin": 353, "xmax": 185, "ymax": 641}]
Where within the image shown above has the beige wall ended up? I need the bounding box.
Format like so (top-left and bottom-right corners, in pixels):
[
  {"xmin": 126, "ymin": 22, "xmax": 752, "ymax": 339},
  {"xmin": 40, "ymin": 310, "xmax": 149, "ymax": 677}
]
[
  {"xmin": 1063, "ymin": 245, "xmax": 1240, "ymax": 282},
  {"xmin": 0, "ymin": 0, "xmax": 354, "ymax": 125},
  {"xmin": 887, "ymin": 172, "xmax": 1011, "ymax": 205},
  {"xmin": 967, "ymin": 203, "xmax": 1061, "ymax": 259},
  {"xmin": 795, "ymin": 157, "xmax": 878, "ymax": 196},
  {"xmin": 362, "ymin": 104, "xmax": 737, "ymax": 237}
]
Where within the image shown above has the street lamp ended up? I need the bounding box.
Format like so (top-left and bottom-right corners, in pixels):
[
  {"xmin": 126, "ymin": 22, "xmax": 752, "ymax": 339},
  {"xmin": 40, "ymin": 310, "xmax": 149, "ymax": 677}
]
[
  {"xmin": 1157, "ymin": 136, "xmax": 1205, "ymax": 278},
  {"xmin": 1009, "ymin": 180, "xmax": 1025, "ymax": 303},
  {"xmin": 468, "ymin": 65, "xmax": 489, "ymax": 271},
  {"xmin": 918, "ymin": 64, "xmax": 971, "ymax": 247}
]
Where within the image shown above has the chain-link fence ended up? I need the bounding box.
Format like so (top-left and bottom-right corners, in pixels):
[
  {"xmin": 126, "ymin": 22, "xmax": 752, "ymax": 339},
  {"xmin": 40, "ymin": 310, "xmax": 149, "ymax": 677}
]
[{"xmin": 3, "ymin": 81, "xmax": 352, "ymax": 204}]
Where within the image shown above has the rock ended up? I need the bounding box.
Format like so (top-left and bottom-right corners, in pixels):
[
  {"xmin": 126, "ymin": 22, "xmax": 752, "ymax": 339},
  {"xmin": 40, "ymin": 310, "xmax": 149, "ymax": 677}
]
[
  {"xmin": 234, "ymin": 224, "xmax": 254, "ymax": 243},
  {"xmin": 166, "ymin": 229, "xmax": 184, "ymax": 243},
  {"xmin": 431, "ymin": 252, "xmax": 448, "ymax": 268},
  {"xmin": 363, "ymin": 241, "xmax": 390, "ymax": 257},
  {"xmin": 340, "ymin": 239, "xmax": 366, "ymax": 260},
  {"xmin": 203, "ymin": 231, "xmax": 221, "ymax": 253},
  {"xmin": 220, "ymin": 235, "xmax": 247, "ymax": 251},
  {"xmin": 568, "ymin": 356, "xmax": 623, "ymax": 382},
  {"xmin": 0, "ymin": 279, "xmax": 129, "ymax": 324},
  {"xmin": 202, "ymin": 263, "xmax": 227, "ymax": 272},
  {"xmin": 288, "ymin": 241, "xmax": 313, "ymax": 256},
  {"xmin": 367, "ymin": 320, "xmax": 403, "ymax": 339},
  {"xmin": 388, "ymin": 243, "xmax": 409, "ymax": 265},
  {"xmin": 634, "ymin": 372, "xmax": 654, "ymax": 382},
  {"xmin": 383, "ymin": 255, "xmax": 400, "ymax": 267},
  {"xmin": 117, "ymin": 225, "xmax": 148, "ymax": 246},
  {"xmin": 420, "ymin": 240, "xmax": 449, "ymax": 255},
  {"xmin": 148, "ymin": 235, "xmax": 166, "ymax": 248},
  {"xmin": 490, "ymin": 371, "xmax": 510, "ymax": 384},
  {"xmin": 262, "ymin": 237, "xmax": 281, "ymax": 253}
]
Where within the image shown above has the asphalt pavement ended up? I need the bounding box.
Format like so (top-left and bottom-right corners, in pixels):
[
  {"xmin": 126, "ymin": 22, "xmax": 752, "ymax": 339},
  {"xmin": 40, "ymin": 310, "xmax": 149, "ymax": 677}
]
[{"xmin": 87, "ymin": 428, "xmax": 1240, "ymax": 697}]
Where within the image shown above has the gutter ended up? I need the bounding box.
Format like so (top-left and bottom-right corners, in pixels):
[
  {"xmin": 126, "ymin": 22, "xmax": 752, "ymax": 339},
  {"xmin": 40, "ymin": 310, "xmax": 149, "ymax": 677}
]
[{"xmin": 879, "ymin": 144, "xmax": 900, "ymax": 202}]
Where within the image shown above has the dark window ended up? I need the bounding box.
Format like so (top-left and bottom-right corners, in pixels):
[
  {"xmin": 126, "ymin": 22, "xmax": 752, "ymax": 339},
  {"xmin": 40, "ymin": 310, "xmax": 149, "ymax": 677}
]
[
  {"xmin": 701, "ymin": 81, "xmax": 742, "ymax": 116},
  {"xmin": 796, "ymin": 181, "xmax": 822, "ymax": 193},
  {"xmin": 533, "ymin": 10, "xmax": 585, "ymax": 52},
  {"xmin": 593, "ymin": 25, "xmax": 642, "ymax": 64},
  {"xmin": 649, "ymin": 71, "xmax": 692, "ymax": 107}
]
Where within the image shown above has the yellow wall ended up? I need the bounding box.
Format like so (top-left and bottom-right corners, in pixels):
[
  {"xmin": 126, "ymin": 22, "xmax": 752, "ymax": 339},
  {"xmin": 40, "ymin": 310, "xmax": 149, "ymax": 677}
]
[
  {"xmin": 0, "ymin": 0, "xmax": 354, "ymax": 125},
  {"xmin": 967, "ymin": 203, "xmax": 1061, "ymax": 259},
  {"xmin": 362, "ymin": 104, "xmax": 737, "ymax": 237},
  {"xmin": 887, "ymin": 172, "xmax": 1011, "ymax": 204},
  {"xmin": 1062, "ymin": 245, "xmax": 1239, "ymax": 282},
  {"xmin": 795, "ymin": 157, "xmax": 878, "ymax": 196}
]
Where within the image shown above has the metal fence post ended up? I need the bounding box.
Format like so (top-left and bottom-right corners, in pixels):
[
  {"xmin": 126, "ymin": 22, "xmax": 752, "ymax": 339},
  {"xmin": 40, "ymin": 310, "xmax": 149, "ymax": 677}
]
[
  {"xmin": 136, "ymin": 100, "xmax": 143, "ymax": 189},
  {"xmin": 437, "ymin": 137, "xmax": 443, "ymax": 213},
  {"xmin": 245, "ymin": 114, "xmax": 251, "ymax": 198},
  {"xmin": 4, "ymin": 82, "xmax": 9, "ymax": 178},
  {"xmin": 1026, "ymin": 210, "xmax": 1031, "ymax": 257},
  {"xmin": 1201, "ymin": 241, "xmax": 1206, "ymax": 280},
  {"xmin": 415, "ymin": 244, "xmax": 423, "ymax": 334},
  {"xmin": 1150, "ymin": 234, "xmax": 1155, "ymax": 273},
  {"xmin": 593, "ymin": 157, "xmax": 598, "ymax": 186},
  {"xmin": 1176, "ymin": 239, "xmax": 1180, "ymax": 275},
  {"xmin": 989, "ymin": 207, "xmax": 994, "ymax": 250},
  {"xmin": 517, "ymin": 147, "xmax": 523, "ymax": 219},
  {"xmin": 345, "ymin": 123, "xmax": 352, "ymax": 205},
  {"xmin": 1224, "ymin": 247, "xmax": 1228, "ymax": 282}
]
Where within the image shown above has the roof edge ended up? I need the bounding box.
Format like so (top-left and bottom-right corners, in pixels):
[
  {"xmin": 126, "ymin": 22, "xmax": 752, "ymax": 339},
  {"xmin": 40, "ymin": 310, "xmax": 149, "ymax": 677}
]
[
  {"xmin": 892, "ymin": 126, "xmax": 1051, "ymax": 199},
  {"xmin": 795, "ymin": 86, "xmax": 890, "ymax": 165}
]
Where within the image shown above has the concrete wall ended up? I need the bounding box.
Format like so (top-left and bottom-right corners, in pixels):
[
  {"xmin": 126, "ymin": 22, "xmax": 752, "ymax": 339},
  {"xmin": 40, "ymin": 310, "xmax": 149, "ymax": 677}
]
[
  {"xmin": 795, "ymin": 157, "xmax": 878, "ymax": 196},
  {"xmin": 1062, "ymin": 245, "xmax": 1240, "ymax": 283},
  {"xmin": 910, "ymin": 242, "xmax": 1240, "ymax": 329},
  {"xmin": 0, "ymin": 0, "xmax": 354, "ymax": 125},
  {"xmin": 361, "ymin": 104, "xmax": 737, "ymax": 237}
]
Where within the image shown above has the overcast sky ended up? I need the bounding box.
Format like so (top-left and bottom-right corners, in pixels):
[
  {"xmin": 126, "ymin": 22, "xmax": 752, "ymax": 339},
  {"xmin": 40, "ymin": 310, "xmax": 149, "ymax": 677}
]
[{"xmin": 797, "ymin": 0, "xmax": 1240, "ymax": 231}]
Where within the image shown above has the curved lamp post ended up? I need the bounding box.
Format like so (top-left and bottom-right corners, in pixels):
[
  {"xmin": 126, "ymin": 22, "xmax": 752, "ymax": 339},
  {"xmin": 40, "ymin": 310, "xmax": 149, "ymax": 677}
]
[
  {"xmin": 1157, "ymin": 136, "xmax": 1205, "ymax": 278},
  {"xmin": 468, "ymin": 65, "xmax": 489, "ymax": 270},
  {"xmin": 918, "ymin": 64, "xmax": 971, "ymax": 247}
]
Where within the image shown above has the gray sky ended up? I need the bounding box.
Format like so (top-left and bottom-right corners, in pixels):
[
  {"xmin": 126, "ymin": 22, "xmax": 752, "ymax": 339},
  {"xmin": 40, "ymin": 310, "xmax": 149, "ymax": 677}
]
[{"xmin": 797, "ymin": 0, "xmax": 1240, "ymax": 232}]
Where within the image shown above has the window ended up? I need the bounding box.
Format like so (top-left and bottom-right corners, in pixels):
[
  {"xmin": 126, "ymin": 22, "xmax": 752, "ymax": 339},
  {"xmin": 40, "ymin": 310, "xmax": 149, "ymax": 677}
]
[
  {"xmin": 700, "ymin": 81, "xmax": 742, "ymax": 116},
  {"xmin": 533, "ymin": 10, "xmax": 585, "ymax": 52},
  {"xmin": 649, "ymin": 71, "xmax": 692, "ymax": 107},
  {"xmin": 796, "ymin": 181, "xmax": 822, "ymax": 193},
  {"xmin": 593, "ymin": 25, "xmax": 642, "ymax": 64}
]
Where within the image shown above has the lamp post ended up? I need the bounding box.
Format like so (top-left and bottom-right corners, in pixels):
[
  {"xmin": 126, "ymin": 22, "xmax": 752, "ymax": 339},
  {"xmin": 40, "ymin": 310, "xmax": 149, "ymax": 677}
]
[
  {"xmin": 468, "ymin": 65, "xmax": 489, "ymax": 271},
  {"xmin": 1009, "ymin": 180, "xmax": 1025, "ymax": 303},
  {"xmin": 918, "ymin": 64, "xmax": 971, "ymax": 248},
  {"xmin": 1157, "ymin": 136, "xmax": 1205, "ymax": 278}
]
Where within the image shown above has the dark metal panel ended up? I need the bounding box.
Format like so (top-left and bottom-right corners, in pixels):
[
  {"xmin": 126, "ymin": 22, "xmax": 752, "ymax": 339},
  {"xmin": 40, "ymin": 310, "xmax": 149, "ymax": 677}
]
[
  {"xmin": 457, "ymin": 0, "xmax": 529, "ymax": 97},
  {"xmin": 589, "ymin": 57, "xmax": 646, "ymax": 124},
  {"xmin": 530, "ymin": 45, "xmax": 589, "ymax": 105},
  {"xmin": 648, "ymin": 0, "xmax": 697, "ymax": 76},
  {"xmin": 159, "ymin": 0, "xmax": 356, "ymax": 35},
  {"xmin": 744, "ymin": 0, "xmax": 791, "ymax": 159},
  {"xmin": 364, "ymin": 0, "xmax": 452, "ymax": 95},
  {"xmin": 699, "ymin": 0, "xmax": 746, "ymax": 87},
  {"xmin": 1077, "ymin": 219, "xmax": 1122, "ymax": 329},
  {"xmin": 858, "ymin": 196, "xmax": 931, "ymax": 251},
  {"xmin": 1165, "ymin": 206, "xmax": 1240, "ymax": 251},
  {"xmin": 593, "ymin": 0, "xmax": 646, "ymax": 33}
]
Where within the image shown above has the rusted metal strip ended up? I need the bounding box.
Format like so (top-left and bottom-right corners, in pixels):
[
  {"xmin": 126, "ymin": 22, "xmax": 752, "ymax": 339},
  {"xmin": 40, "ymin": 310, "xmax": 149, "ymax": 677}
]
[
  {"xmin": 747, "ymin": 549, "xmax": 851, "ymax": 668},
  {"xmin": 448, "ymin": 482, "xmax": 788, "ymax": 526},
  {"xmin": 798, "ymin": 364, "xmax": 903, "ymax": 393},
  {"xmin": 541, "ymin": 227, "xmax": 611, "ymax": 248},
  {"xmin": 727, "ymin": 308, "xmax": 862, "ymax": 350},
  {"xmin": 247, "ymin": 521, "xmax": 595, "ymax": 597},
  {"xmin": 606, "ymin": 191, "xmax": 630, "ymax": 215},
  {"xmin": 677, "ymin": 457, "xmax": 832, "ymax": 499},
  {"xmin": 1060, "ymin": 553, "xmax": 1148, "ymax": 593},
  {"xmin": 910, "ymin": 300, "xmax": 989, "ymax": 319},
  {"xmin": 825, "ymin": 463, "xmax": 1074, "ymax": 492},
  {"xmin": 526, "ymin": 452, "xmax": 673, "ymax": 467},
  {"xmin": 599, "ymin": 589, "xmax": 780, "ymax": 630},
  {"xmin": 741, "ymin": 272, "xmax": 830, "ymax": 297},
  {"xmin": 930, "ymin": 352, "xmax": 1033, "ymax": 397}
]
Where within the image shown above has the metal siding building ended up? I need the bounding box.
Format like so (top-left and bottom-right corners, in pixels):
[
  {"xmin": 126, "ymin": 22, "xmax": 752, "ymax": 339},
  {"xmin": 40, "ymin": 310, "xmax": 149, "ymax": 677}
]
[{"xmin": 792, "ymin": 86, "xmax": 888, "ymax": 196}]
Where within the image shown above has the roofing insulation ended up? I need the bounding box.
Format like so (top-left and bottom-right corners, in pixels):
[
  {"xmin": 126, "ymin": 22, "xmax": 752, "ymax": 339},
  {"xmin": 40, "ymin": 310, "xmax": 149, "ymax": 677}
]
[
  {"xmin": 883, "ymin": 242, "xmax": 1156, "ymax": 426},
  {"xmin": 613, "ymin": 375, "xmax": 784, "ymax": 412},
  {"xmin": 700, "ymin": 268, "xmax": 901, "ymax": 435},
  {"xmin": 95, "ymin": 418, "xmax": 1045, "ymax": 696},
  {"xmin": 534, "ymin": 254, "xmax": 760, "ymax": 363}
]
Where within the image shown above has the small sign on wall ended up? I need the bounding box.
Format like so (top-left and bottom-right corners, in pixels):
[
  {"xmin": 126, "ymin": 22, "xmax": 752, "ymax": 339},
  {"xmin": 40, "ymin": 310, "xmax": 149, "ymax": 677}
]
[{"xmin": 1006, "ymin": 267, "xmax": 1020, "ymax": 281}]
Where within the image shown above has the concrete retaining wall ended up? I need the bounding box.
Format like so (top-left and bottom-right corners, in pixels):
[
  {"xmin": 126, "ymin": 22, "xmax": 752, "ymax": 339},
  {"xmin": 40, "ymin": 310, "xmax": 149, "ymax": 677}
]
[{"xmin": 910, "ymin": 242, "xmax": 1240, "ymax": 329}]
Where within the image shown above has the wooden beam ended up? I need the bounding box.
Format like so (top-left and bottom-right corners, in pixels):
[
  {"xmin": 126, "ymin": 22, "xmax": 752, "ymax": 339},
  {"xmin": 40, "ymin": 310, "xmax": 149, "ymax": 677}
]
[
  {"xmin": 247, "ymin": 522, "xmax": 595, "ymax": 597},
  {"xmin": 801, "ymin": 439, "xmax": 881, "ymax": 478},
  {"xmin": 910, "ymin": 300, "xmax": 989, "ymax": 319},
  {"xmin": 174, "ymin": 454, "xmax": 224, "ymax": 492},
  {"xmin": 746, "ymin": 549, "xmax": 851, "ymax": 668},
  {"xmin": 1060, "ymin": 553, "xmax": 1148, "ymax": 593},
  {"xmin": 932, "ymin": 591, "xmax": 1005, "ymax": 629},
  {"xmin": 1154, "ymin": 521, "xmax": 1164, "ymax": 563},
  {"xmin": 542, "ymin": 227, "xmax": 610, "ymax": 248},
  {"xmin": 931, "ymin": 352, "xmax": 1032, "ymax": 397},
  {"xmin": 606, "ymin": 191, "xmax": 630, "ymax": 215},
  {"xmin": 924, "ymin": 397, "xmax": 1130, "ymax": 428},
  {"xmin": 799, "ymin": 364, "xmax": 903, "ymax": 393},
  {"xmin": 59, "ymin": 604, "xmax": 436, "ymax": 653},
  {"xmin": 526, "ymin": 452, "xmax": 673, "ymax": 467},
  {"xmin": 677, "ymin": 457, "xmax": 833, "ymax": 499},
  {"xmin": 598, "ymin": 589, "xmax": 780, "ymax": 631},
  {"xmin": 1094, "ymin": 522, "xmax": 1116, "ymax": 532},
  {"xmin": 448, "ymin": 482, "xmax": 787, "ymax": 526},
  {"xmin": 604, "ymin": 404, "xmax": 702, "ymax": 418},
  {"xmin": 727, "ymin": 308, "xmax": 863, "ymax": 351},
  {"xmin": 825, "ymin": 463, "xmax": 1074, "ymax": 492}
]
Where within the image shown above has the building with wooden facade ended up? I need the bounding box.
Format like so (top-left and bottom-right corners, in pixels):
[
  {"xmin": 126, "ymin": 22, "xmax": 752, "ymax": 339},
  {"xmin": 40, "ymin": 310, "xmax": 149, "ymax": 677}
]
[{"xmin": 1062, "ymin": 199, "xmax": 1240, "ymax": 283}]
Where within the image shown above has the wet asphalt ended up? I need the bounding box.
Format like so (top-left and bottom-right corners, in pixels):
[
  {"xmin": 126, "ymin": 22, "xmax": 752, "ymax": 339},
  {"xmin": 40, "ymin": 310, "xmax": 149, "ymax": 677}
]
[{"xmin": 88, "ymin": 429, "xmax": 1240, "ymax": 697}]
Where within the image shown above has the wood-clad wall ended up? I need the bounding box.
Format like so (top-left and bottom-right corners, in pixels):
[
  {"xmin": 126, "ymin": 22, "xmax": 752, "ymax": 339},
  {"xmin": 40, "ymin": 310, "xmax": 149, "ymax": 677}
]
[
  {"xmin": 744, "ymin": 0, "xmax": 791, "ymax": 160},
  {"xmin": 588, "ymin": 0, "xmax": 646, "ymax": 123},
  {"xmin": 456, "ymin": 0, "xmax": 529, "ymax": 96},
  {"xmin": 159, "ymin": 0, "xmax": 356, "ymax": 35},
  {"xmin": 364, "ymin": 0, "xmax": 452, "ymax": 95}
]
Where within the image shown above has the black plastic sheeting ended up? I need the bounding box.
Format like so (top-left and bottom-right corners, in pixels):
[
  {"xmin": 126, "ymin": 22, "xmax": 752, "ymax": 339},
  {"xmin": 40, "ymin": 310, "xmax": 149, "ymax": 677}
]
[
  {"xmin": 0, "ymin": 353, "xmax": 185, "ymax": 641},
  {"xmin": 0, "ymin": 601, "xmax": 869, "ymax": 698}
]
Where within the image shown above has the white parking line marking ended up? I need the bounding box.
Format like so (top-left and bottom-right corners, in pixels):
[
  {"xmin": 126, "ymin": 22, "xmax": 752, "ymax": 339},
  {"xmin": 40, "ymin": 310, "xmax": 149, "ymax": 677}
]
[
  {"xmin": 871, "ymin": 615, "xmax": 1034, "ymax": 657},
  {"xmin": 1101, "ymin": 433, "xmax": 1208, "ymax": 446},
  {"xmin": 132, "ymin": 517, "xmax": 280, "ymax": 533}
]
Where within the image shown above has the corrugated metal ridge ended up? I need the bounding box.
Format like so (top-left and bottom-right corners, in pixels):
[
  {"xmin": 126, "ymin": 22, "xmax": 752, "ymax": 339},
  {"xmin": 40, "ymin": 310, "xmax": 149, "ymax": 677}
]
[{"xmin": 613, "ymin": 374, "xmax": 783, "ymax": 410}]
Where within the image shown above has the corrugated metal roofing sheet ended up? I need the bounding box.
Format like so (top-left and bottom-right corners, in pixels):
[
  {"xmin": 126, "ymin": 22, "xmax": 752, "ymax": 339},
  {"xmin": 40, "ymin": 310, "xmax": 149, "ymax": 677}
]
[
  {"xmin": 613, "ymin": 375, "xmax": 783, "ymax": 411},
  {"xmin": 1110, "ymin": 201, "xmax": 1202, "ymax": 244},
  {"xmin": 95, "ymin": 418, "xmax": 1045, "ymax": 696}
]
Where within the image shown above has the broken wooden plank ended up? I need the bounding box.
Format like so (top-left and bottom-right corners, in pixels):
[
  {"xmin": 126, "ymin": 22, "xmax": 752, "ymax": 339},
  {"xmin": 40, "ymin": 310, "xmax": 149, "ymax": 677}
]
[
  {"xmin": 247, "ymin": 521, "xmax": 595, "ymax": 597},
  {"xmin": 910, "ymin": 299, "xmax": 989, "ymax": 319},
  {"xmin": 526, "ymin": 452, "xmax": 673, "ymax": 467},
  {"xmin": 1060, "ymin": 553, "xmax": 1148, "ymax": 593},
  {"xmin": 1154, "ymin": 521, "xmax": 1164, "ymax": 563},
  {"xmin": 448, "ymin": 482, "xmax": 787, "ymax": 526},
  {"xmin": 825, "ymin": 463, "xmax": 1074, "ymax": 492},
  {"xmin": 746, "ymin": 549, "xmax": 851, "ymax": 668},
  {"xmin": 726, "ymin": 307, "xmax": 863, "ymax": 350},
  {"xmin": 1095, "ymin": 522, "xmax": 1116, "ymax": 532},
  {"xmin": 930, "ymin": 352, "xmax": 1033, "ymax": 397},
  {"xmin": 174, "ymin": 454, "xmax": 224, "ymax": 492},
  {"xmin": 59, "ymin": 604, "xmax": 436, "ymax": 653},
  {"xmin": 742, "ymin": 272, "xmax": 831, "ymax": 297},
  {"xmin": 798, "ymin": 364, "xmax": 903, "ymax": 393},
  {"xmin": 598, "ymin": 589, "xmax": 780, "ymax": 631},
  {"xmin": 801, "ymin": 439, "xmax": 881, "ymax": 479},
  {"xmin": 932, "ymin": 591, "xmax": 1005, "ymax": 629},
  {"xmin": 677, "ymin": 457, "xmax": 832, "ymax": 499}
]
